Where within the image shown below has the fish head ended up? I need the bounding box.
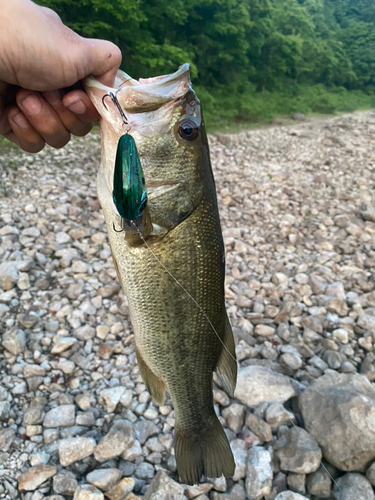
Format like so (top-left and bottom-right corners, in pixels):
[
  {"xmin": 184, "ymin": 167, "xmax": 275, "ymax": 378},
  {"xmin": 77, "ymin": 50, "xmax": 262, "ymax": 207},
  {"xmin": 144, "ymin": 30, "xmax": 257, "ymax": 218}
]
[{"xmin": 84, "ymin": 64, "xmax": 211, "ymax": 231}]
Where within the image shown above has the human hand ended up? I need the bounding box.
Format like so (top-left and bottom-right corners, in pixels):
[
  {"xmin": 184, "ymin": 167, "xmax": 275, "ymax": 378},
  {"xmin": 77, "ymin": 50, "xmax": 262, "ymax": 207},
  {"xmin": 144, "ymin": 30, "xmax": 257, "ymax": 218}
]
[{"xmin": 0, "ymin": 0, "xmax": 121, "ymax": 152}]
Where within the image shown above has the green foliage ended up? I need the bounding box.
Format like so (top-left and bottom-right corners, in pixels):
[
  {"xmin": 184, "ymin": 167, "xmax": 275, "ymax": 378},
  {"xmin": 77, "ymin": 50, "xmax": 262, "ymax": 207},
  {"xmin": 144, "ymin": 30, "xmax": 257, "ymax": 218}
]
[{"xmin": 37, "ymin": 0, "xmax": 375, "ymax": 127}]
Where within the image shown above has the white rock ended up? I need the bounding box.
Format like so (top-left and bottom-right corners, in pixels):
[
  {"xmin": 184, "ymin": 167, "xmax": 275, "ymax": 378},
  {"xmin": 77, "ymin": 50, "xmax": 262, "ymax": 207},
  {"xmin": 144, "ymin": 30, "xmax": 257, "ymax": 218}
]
[
  {"xmin": 234, "ymin": 366, "xmax": 296, "ymax": 407},
  {"xmin": 246, "ymin": 446, "xmax": 273, "ymax": 500}
]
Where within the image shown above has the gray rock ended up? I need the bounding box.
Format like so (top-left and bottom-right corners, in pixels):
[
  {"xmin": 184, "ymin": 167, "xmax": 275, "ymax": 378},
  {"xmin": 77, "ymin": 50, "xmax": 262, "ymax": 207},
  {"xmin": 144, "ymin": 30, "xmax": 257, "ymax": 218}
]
[
  {"xmin": 234, "ymin": 367, "xmax": 296, "ymax": 408},
  {"xmin": 73, "ymin": 485, "xmax": 104, "ymax": 500},
  {"xmin": 222, "ymin": 404, "xmax": 245, "ymax": 434},
  {"xmin": 134, "ymin": 419, "xmax": 159, "ymax": 444},
  {"xmin": 292, "ymin": 113, "xmax": 306, "ymax": 121},
  {"xmin": 306, "ymin": 465, "xmax": 332, "ymax": 498},
  {"xmin": 59, "ymin": 436, "xmax": 96, "ymax": 466},
  {"xmin": 23, "ymin": 397, "xmax": 46, "ymax": 425},
  {"xmin": 2, "ymin": 327, "xmax": 26, "ymax": 355},
  {"xmin": 287, "ymin": 473, "xmax": 305, "ymax": 495},
  {"xmin": 333, "ymin": 472, "xmax": 374, "ymax": 500},
  {"xmin": 144, "ymin": 470, "xmax": 184, "ymax": 500},
  {"xmin": 266, "ymin": 403, "xmax": 295, "ymax": 430},
  {"xmin": 94, "ymin": 421, "xmax": 134, "ymax": 462},
  {"xmin": 275, "ymin": 427, "xmax": 322, "ymax": 474},
  {"xmin": 86, "ymin": 468, "xmax": 122, "ymax": 491},
  {"xmin": 135, "ymin": 462, "xmax": 155, "ymax": 481},
  {"xmin": 0, "ymin": 427, "xmax": 15, "ymax": 452},
  {"xmin": 0, "ymin": 261, "xmax": 19, "ymax": 290},
  {"xmin": 99, "ymin": 387, "xmax": 125, "ymax": 413},
  {"xmin": 231, "ymin": 439, "xmax": 248, "ymax": 481},
  {"xmin": 366, "ymin": 461, "xmax": 375, "ymax": 486},
  {"xmin": 0, "ymin": 401, "xmax": 10, "ymax": 421},
  {"xmin": 53, "ymin": 470, "xmax": 78, "ymax": 495},
  {"xmin": 300, "ymin": 373, "xmax": 375, "ymax": 470},
  {"xmin": 121, "ymin": 438, "xmax": 142, "ymax": 461},
  {"xmin": 275, "ymin": 493, "xmax": 309, "ymax": 500},
  {"xmin": 246, "ymin": 446, "xmax": 273, "ymax": 500},
  {"xmin": 44, "ymin": 404, "xmax": 75, "ymax": 428},
  {"xmin": 245, "ymin": 412, "xmax": 273, "ymax": 442}
]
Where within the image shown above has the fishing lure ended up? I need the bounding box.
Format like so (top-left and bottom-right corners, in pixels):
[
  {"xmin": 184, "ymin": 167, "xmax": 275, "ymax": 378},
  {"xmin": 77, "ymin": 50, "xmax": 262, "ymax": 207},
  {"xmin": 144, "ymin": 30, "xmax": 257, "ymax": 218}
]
[{"xmin": 102, "ymin": 92, "xmax": 147, "ymax": 232}]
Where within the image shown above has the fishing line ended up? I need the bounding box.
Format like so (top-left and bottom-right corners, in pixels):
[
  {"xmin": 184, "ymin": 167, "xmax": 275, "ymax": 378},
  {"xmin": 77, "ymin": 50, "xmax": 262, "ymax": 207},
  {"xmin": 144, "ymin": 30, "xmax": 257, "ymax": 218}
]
[{"xmin": 130, "ymin": 222, "xmax": 342, "ymax": 493}]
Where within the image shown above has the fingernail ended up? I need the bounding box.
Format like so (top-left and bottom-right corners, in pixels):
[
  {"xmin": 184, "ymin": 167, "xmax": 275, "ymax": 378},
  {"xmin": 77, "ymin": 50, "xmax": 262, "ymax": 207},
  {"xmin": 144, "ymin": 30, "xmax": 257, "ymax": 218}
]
[
  {"xmin": 44, "ymin": 90, "xmax": 61, "ymax": 106},
  {"xmin": 21, "ymin": 94, "xmax": 42, "ymax": 115},
  {"xmin": 66, "ymin": 99, "xmax": 86, "ymax": 115},
  {"xmin": 11, "ymin": 111, "xmax": 29, "ymax": 130}
]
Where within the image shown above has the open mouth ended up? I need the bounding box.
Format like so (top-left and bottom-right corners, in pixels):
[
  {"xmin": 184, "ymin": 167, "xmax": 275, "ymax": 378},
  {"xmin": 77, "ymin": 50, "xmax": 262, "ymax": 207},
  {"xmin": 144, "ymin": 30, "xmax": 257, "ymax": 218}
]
[{"xmin": 85, "ymin": 64, "xmax": 191, "ymax": 115}]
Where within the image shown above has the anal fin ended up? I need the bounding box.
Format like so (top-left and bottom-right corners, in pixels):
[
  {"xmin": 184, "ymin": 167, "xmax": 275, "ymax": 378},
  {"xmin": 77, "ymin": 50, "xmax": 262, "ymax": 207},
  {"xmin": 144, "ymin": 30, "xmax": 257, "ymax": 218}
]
[
  {"xmin": 136, "ymin": 347, "xmax": 165, "ymax": 405},
  {"xmin": 215, "ymin": 314, "xmax": 237, "ymax": 397}
]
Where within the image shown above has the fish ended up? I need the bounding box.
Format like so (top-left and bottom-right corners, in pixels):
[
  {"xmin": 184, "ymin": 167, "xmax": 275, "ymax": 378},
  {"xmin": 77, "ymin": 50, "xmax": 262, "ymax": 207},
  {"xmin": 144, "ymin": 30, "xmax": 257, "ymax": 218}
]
[{"xmin": 84, "ymin": 64, "xmax": 237, "ymax": 485}]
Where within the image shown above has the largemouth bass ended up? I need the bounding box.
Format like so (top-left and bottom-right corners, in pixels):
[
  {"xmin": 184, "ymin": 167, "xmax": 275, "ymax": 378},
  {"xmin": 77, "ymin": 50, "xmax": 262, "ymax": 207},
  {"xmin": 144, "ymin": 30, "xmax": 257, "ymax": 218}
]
[{"xmin": 84, "ymin": 64, "xmax": 237, "ymax": 485}]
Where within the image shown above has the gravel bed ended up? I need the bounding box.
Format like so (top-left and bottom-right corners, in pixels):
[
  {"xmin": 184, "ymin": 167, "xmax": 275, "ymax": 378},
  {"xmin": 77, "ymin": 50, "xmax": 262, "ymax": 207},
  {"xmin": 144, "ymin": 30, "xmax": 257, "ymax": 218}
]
[{"xmin": 1, "ymin": 111, "xmax": 375, "ymax": 500}]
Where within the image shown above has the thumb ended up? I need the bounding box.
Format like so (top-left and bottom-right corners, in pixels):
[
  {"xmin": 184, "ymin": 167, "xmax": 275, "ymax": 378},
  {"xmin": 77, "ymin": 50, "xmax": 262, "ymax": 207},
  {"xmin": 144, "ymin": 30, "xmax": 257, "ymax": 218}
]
[{"xmin": 80, "ymin": 38, "xmax": 122, "ymax": 88}]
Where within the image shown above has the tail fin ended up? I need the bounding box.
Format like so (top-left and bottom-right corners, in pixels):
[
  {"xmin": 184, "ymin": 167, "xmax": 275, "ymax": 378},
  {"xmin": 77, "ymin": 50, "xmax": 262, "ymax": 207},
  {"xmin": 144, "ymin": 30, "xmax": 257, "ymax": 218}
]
[{"xmin": 175, "ymin": 416, "xmax": 235, "ymax": 485}]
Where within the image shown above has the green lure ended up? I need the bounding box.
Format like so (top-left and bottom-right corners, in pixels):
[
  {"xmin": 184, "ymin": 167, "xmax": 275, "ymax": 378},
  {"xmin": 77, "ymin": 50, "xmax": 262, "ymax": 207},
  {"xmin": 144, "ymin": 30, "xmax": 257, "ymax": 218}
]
[{"xmin": 112, "ymin": 134, "xmax": 147, "ymax": 221}]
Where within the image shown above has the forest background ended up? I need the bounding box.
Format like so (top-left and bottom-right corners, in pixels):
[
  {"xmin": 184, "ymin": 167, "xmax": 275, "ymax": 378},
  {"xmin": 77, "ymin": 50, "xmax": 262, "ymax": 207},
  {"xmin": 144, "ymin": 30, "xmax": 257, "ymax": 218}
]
[{"xmin": 37, "ymin": 0, "xmax": 375, "ymax": 130}]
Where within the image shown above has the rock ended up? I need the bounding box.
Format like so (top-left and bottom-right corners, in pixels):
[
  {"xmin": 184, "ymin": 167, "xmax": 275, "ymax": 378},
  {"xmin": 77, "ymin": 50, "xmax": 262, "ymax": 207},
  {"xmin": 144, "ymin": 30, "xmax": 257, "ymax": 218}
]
[
  {"xmin": 73, "ymin": 485, "xmax": 104, "ymax": 500},
  {"xmin": 254, "ymin": 325, "xmax": 275, "ymax": 337},
  {"xmin": 99, "ymin": 387, "xmax": 125, "ymax": 413},
  {"xmin": 0, "ymin": 427, "xmax": 15, "ymax": 452},
  {"xmin": 105, "ymin": 477, "xmax": 136, "ymax": 500},
  {"xmin": 86, "ymin": 469, "xmax": 122, "ymax": 491},
  {"xmin": 333, "ymin": 472, "xmax": 375, "ymax": 500},
  {"xmin": 275, "ymin": 493, "xmax": 309, "ymax": 500},
  {"xmin": 292, "ymin": 113, "xmax": 306, "ymax": 121},
  {"xmin": 265, "ymin": 403, "xmax": 295, "ymax": 430},
  {"xmin": 246, "ymin": 446, "xmax": 273, "ymax": 500},
  {"xmin": 59, "ymin": 436, "xmax": 96, "ymax": 466},
  {"xmin": 51, "ymin": 337, "xmax": 77, "ymax": 354},
  {"xmin": 0, "ymin": 261, "xmax": 19, "ymax": 290},
  {"xmin": 231, "ymin": 439, "xmax": 248, "ymax": 481},
  {"xmin": 185, "ymin": 484, "xmax": 213, "ymax": 499},
  {"xmin": 326, "ymin": 282, "xmax": 346, "ymax": 300},
  {"xmin": 135, "ymin": 462, "xmax": 155, "ymax": 481},
  {"xmin": 144, "ymin": 470, "xmax": 184, "ymax": 500},
  {"xmin": 134, "ymin": 419, "xmax": 159, "ymax": 444},
  {"xmin": 245, "ymin": 413, "xmax": 273, "ymax": 442},
  {"xmin": 53, "ymin": 470, "xmax": 78, "ymax": 495},
  {"xmin": 235, "ymin": 366, "xmax": 296, "ymax": 407},
  {"xmin": 94, "ymin": 421, "xmax": 134, "ymax": 462},
  {"xmin": 306, "ymin": 465, "xmax": 331, "ymax": 498},
  {"xmin": 366, "ymin": 462, "xmax": 375, "ymax": 486},
  {"xmin": 300, "ymin": 373, "xmax": 375, "ymax": 470},
  {"xmin": 287, "ymin": 473, "xmax": 306, "ymax": 495},
  {"xmin": 280, "ymin": 353, "xmax": 303, "ymax": 371},
  {"xmin": 274, "ymin": 427, "xmax": 322, "ymax": 474},
  {"xmin": 18, "ymin": 464, "xmax": 57, "ymax": 491},
  {"xmin": 0, "ymin": 400, "xmax": 10, "ymax": 420},
  {"xmin": 121, "ymin": 438, "xmax": 142, "ymax": 461},
  {"xmin": 2, "ymin": 327, "xmax": 26, "ymax": 355},
  {"xmin": 23, "ymin": 397, "xmax": 46, "ymax": 425},
  {"xmin": 75, "ymin": 394, "xmax": 91, "ymax": 411},
  {"xmin": 222, "ymin": 404, "xmax": 245, "ymax": 434},
  {"xmin": 44, "ymin": 404, "xmax": 75, "ymax": 428}
]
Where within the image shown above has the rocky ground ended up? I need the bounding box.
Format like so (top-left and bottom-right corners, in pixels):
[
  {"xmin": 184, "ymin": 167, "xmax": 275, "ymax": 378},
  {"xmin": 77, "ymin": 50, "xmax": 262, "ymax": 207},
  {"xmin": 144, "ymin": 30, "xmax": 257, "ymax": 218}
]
[{"xmin": 1, "ymin": 110, "xmax": 375, "ymax": 500}]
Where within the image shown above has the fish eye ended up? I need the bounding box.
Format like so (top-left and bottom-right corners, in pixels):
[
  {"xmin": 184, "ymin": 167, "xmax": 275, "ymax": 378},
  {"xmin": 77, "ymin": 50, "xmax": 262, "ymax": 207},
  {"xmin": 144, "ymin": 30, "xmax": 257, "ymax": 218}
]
[{"xmin": 178, "ymin": 119, "xmax": 199, "ymax": 141}]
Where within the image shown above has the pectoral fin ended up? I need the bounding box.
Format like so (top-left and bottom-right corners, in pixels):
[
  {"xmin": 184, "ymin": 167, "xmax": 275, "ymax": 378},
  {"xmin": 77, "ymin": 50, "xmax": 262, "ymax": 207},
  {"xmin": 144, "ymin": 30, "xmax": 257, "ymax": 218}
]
[
  {"xmin": 215, "ymin": 314, "xmax": 237, "ymax": 397},
  {"xmin": 136, "ymin": 347, "xmax": 165, "ymax": 405}
]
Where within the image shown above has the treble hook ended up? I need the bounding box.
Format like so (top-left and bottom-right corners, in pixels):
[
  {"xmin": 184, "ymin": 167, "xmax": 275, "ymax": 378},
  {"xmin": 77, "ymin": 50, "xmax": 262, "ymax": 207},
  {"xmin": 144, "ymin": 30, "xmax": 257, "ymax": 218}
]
[
  {"xmin": 102, "ymin": 92, "xmax": 128, "ymax": 126},
  {"xmin": 112, "ymin": 222, "xmax": 124, "ymax": 233}
]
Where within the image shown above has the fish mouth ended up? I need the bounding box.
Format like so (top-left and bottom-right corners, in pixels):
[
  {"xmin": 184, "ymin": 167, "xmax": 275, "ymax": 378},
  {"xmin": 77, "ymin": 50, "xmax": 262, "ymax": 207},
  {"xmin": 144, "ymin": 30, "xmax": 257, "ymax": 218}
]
[{"xmin": 85, "ymin": 64, "xmax": 191, "ymax": 114}]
